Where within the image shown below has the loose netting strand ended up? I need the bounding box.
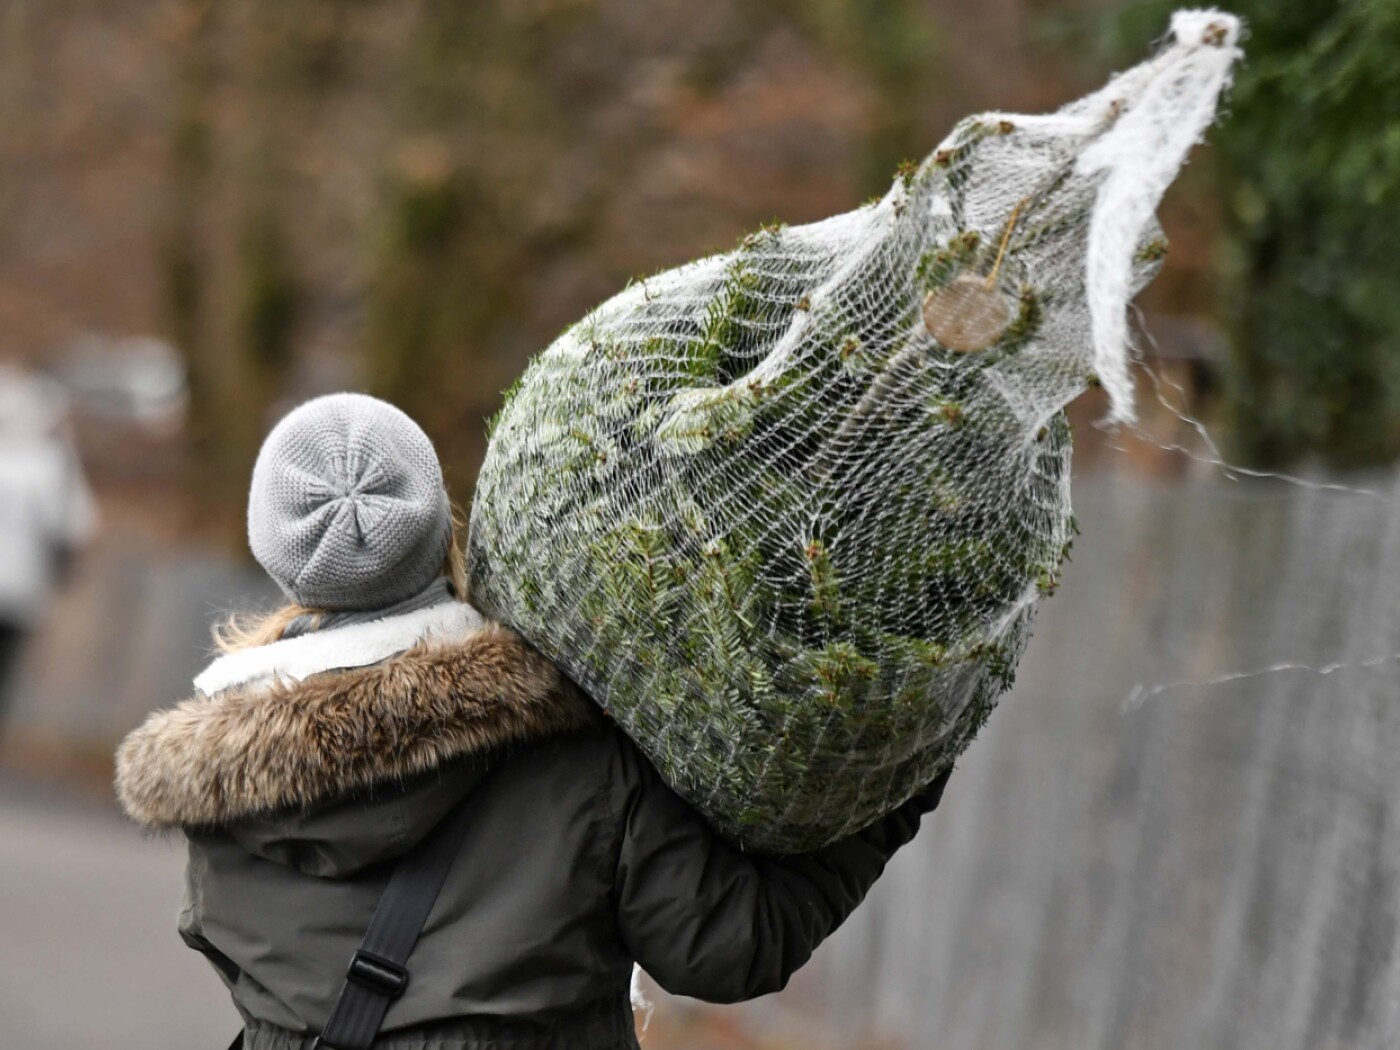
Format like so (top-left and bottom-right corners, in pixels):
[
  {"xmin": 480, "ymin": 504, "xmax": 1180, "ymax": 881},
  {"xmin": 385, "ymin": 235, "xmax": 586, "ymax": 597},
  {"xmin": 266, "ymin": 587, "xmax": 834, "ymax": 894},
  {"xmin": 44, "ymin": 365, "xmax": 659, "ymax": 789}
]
[{"xmin": 468, "ymin": 10, "xmax": 1243, "ymax": 852}]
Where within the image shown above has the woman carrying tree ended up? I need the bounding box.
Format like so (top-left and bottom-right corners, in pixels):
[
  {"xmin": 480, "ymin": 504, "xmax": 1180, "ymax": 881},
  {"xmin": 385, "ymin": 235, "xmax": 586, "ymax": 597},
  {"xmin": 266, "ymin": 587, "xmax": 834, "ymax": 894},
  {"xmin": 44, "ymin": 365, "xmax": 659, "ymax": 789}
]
[{"xmin": 115, "ymin": 392, "xmax": 950, "ymax": 1050}]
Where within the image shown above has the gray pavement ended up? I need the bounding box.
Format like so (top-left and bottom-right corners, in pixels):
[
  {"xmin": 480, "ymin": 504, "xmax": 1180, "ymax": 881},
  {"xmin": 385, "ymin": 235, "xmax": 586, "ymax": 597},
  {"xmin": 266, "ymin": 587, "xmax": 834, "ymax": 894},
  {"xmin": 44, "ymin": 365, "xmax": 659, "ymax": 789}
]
[{"xmin": 0, "ymin": 772, "xmax": 234, "ymax": 1049}]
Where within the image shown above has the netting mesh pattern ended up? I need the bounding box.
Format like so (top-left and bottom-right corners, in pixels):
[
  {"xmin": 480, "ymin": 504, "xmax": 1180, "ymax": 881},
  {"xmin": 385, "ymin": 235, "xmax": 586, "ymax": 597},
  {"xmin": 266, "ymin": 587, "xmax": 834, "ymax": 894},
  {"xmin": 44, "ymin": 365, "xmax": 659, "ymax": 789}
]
[{"xmin": 469, "ymin": 11, "xmax": 1241, "ymax": 852}]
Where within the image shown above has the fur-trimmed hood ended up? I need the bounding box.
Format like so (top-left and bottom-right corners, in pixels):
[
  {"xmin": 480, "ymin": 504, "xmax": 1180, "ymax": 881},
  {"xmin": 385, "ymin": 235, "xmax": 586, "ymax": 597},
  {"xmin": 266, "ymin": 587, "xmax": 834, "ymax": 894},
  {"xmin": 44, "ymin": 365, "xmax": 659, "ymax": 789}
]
[{"xmin": 115, "ymin": 601, "xmax": 594, "ymax": 834}]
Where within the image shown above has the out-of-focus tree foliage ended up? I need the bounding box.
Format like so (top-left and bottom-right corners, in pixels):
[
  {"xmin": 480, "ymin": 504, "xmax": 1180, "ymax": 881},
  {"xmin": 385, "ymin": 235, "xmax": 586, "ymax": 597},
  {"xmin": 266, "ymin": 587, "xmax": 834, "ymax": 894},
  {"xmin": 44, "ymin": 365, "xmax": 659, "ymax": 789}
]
[
  {"xmin": 1118, "ymin": 0, "xmax": 1400, "ymax": 469},
  {"xmin": 773, "ymin": 0, "xmax": 943, "ymax": 189},
  {"xmin": 162, "ymin": 0, "xmax": 310, "ymax": 519},
  {"xmin": 361, "ymin": 1, "xmax": 944, "ymax": 469},
  {"xmin": 363, "ymin": 2, "xmax": 599, "ymax": 464},
  {"xmin": 155, "ymin": 0, "xmax": 956, "ymax": 518}
]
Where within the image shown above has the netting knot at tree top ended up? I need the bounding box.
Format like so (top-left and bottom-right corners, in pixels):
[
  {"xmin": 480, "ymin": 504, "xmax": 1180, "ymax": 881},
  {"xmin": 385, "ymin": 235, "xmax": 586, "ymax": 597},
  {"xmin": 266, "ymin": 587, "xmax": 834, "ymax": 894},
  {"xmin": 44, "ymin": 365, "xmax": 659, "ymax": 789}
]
[{"xmin": 469, "ymin": 10, "xmax": 1243, "ymax": 853}]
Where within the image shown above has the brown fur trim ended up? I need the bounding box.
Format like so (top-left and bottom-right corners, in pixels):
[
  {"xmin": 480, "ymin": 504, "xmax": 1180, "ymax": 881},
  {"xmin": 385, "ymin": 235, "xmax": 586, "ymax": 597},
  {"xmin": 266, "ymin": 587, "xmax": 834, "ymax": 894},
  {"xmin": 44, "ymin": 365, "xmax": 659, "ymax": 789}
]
[{"xmin": 115, "ymin": 622, "xmax": 595, "ymax": 830}]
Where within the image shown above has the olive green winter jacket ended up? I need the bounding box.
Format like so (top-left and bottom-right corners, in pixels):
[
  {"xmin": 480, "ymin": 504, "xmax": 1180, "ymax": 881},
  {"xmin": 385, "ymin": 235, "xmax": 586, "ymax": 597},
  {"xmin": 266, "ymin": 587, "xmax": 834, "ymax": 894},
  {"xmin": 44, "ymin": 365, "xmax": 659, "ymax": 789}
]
[{"xmin": 115, "ymin": 602, "xmax": 951, "ymax": 1050}]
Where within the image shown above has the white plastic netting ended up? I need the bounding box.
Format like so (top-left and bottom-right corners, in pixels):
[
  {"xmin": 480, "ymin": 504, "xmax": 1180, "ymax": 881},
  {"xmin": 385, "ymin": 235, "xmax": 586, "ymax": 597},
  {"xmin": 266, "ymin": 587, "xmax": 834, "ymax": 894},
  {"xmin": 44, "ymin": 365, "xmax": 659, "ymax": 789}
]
[{"xmin": 468, "ymin": 11, "xmax": 1243, "ymax": 852}]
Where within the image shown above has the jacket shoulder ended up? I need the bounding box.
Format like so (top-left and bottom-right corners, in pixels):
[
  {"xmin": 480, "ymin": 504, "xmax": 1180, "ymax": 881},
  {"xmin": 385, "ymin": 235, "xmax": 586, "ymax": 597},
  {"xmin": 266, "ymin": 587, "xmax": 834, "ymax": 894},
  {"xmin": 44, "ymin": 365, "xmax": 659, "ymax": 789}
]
[{"xmin": 115, "ymin": 608, "xmax": 595, "ymax": 831}]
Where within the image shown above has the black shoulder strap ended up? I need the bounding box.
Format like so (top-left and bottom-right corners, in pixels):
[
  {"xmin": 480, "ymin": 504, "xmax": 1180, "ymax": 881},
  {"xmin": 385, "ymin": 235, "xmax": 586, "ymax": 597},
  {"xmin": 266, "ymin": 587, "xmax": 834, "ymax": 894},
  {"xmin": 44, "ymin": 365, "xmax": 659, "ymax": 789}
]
[
  {"xmin": 227, "ymin": 796, "xmax": 478, "ymax": 1050},
  {"xmin": 313, "ymin": 797, "xmax": 479, "ymax": 1050}
]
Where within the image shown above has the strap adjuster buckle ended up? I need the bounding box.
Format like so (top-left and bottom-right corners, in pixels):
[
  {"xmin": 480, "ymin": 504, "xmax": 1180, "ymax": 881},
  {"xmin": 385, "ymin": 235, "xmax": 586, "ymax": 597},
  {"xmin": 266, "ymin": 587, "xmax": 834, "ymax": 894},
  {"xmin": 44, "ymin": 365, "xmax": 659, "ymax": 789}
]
[{"xmin": 345, "ymin": 949, "xmax": 409, "ymax": 999}]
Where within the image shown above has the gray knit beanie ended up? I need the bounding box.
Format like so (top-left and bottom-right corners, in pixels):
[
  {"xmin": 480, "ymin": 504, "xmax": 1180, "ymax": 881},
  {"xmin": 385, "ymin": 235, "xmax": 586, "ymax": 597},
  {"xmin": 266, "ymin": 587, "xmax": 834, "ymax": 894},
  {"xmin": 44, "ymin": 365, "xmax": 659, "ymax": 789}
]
[{"xmin": 247, "ymin": 393, "xmax": 453, "ymax": 611}]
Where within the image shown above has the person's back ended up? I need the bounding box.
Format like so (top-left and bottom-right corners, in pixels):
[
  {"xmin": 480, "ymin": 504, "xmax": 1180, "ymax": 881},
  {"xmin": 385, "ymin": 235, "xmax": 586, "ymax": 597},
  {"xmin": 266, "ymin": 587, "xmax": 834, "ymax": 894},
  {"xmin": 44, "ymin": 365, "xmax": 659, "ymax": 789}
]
[{"xmin": 115, "ymin": 393, "xmax": 950, "ymax": 1049}]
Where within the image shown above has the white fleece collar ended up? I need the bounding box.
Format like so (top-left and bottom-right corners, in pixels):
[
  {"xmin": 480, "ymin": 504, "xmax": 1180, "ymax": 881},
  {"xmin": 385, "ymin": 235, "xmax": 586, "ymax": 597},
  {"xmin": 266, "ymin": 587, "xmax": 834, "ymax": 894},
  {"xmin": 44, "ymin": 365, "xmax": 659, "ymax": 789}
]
[{"xmin": 194, "ymin": 600, "xmax": 485, "ymax": 698}]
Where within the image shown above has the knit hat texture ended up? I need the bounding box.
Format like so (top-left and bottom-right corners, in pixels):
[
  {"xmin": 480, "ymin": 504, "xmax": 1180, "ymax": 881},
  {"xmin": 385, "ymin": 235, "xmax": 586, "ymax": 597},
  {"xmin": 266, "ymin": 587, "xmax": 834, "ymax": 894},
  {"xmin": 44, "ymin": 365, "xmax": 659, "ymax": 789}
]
[{"xmin": 248, "ymin": 393, "xmax": 452, "ymax": 611}]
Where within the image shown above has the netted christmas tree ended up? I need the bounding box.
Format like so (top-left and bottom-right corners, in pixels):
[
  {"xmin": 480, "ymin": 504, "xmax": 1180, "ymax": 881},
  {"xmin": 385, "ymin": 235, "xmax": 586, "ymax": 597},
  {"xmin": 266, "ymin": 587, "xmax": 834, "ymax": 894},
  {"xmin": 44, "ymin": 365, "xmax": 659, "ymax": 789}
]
[{"xmin": 469, "ymin": 11, "xmax": 1242, "ymax": 853}]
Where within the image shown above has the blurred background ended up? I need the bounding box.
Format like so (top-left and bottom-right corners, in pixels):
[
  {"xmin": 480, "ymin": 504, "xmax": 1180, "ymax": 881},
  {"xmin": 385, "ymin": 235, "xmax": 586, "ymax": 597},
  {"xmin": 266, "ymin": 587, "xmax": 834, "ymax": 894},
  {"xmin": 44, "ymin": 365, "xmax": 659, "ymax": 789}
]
[{"xmin": 2, "ymin": 1, "xmax": 1399, "ymax": 1047}]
